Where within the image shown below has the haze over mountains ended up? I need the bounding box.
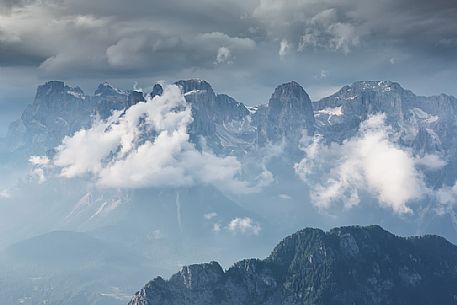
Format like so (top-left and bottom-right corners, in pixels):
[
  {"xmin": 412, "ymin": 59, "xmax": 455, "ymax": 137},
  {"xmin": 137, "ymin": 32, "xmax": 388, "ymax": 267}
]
[
  {"xmin": 1, "ymin": 1, "xmax": 456, "ymax": 304},
  {"xmin": 0, "ymin": 78, "xmax": 456, "ymax": 305}
]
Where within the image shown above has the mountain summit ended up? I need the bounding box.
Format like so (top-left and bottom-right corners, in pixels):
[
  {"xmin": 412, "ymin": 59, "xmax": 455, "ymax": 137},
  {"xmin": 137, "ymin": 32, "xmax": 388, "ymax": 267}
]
[{"xmin": 266, "ymin": 81, "xmax": 315, "ymax": 142}]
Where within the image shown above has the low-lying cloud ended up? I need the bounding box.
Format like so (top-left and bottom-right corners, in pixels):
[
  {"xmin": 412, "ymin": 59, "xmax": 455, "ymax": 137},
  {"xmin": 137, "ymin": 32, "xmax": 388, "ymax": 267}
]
[
  {"xmin": 52, "ymin": 84, "xmax": 262, "ymax": 192},
  {"xmin": 295, "ymin": 114, "xmax": 433, "ymax": 214}
]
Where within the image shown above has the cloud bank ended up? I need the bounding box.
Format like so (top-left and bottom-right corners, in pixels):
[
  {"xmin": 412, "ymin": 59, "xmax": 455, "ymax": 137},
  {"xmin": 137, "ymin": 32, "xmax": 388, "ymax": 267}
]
[
  {"xmin": 1, "ymin": 0, "xmax": 457, "ymax": 111},
  {"xmin": 52, "ymin": 84, "xmax": 260, "ymax": 192}
]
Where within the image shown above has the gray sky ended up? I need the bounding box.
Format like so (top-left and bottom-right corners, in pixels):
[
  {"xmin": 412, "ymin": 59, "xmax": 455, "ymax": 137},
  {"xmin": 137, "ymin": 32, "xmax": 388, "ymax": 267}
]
[{"xmin": 1, "ymin": 0, "xmax": 457, "ymax": 134}]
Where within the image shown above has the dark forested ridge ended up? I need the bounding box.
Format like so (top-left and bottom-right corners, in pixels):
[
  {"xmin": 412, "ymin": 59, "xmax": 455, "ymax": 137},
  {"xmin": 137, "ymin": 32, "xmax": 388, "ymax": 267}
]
[{"xmin": 129, "ymin": 225, "xmax": 457, "ymax": 305}]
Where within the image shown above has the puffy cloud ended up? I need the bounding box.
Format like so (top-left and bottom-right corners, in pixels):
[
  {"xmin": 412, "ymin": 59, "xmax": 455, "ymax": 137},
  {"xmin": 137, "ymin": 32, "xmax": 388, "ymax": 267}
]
[
  {"xmin": 295, "ymin": 114, "xmax": 428, "ymax": 214},
  {"xmin": 212, "ymin": 223, "xmax": 221, "ymax": 232},
  {"xmin": 0, "ymin": 189, "xmax": 11, "ymax": 199},
  {"xmin": 415, "ymin": 154, "xmax": 447, "ymax": 171},
  {"xmin": 215, "ymin": 47, "xmax": 231, "ymax": 64},
  {"xmin": 298, "ymin": 9, "xmax": 360, "ymax": 53},
  {"xmin": 227, "ymin": 217, "xmax": 261, "ymax": 235},
  {"xmin": 278, "ymin": 39, "xmax": 290, "ymax": 58},
  {"xmin": 436, "ymin": 182, "xmax": 457, "ymax": 206},
  {"xmin": 54, "ymin": 115, "xmax": 127, "ymax": 178},
  {"xmin": 29, "ymin": 155, "xmax": 50, "ymax": 183},
  {"xmin": 29, "ymin": 155, "xmax": 49, "ymax": 166},
  {"xmin": 278, "ymin": 193, "xmax": 292, "ymax": 200},
  {"xmin": 31, "ymin": 168, "xmax": 46, "ymax": 184},
  {"xmin": 204, "ymin": 212, "xmax": 217, "ymax": 220},
  {"xmin": 52, "ymin": 84, "xmax": 261, "ymax": 192},
  {"xmin": 434, "ymin": 181, "xmax": 457, "ymax": 223}
]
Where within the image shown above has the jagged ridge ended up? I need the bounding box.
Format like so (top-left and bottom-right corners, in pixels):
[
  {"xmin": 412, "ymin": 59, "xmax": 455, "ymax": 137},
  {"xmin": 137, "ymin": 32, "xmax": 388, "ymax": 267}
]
[
  {"xmin": 4, "ymin": 79, "xmax": 457, "ymax": 185},
  {"xmin": 128, "ymin": 225, "xmax": 457, "ymax": 305}
]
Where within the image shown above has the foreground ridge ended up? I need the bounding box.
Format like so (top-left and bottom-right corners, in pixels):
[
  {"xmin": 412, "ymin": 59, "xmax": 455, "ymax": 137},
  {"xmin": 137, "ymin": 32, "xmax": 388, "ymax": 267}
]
[{"xmin": 128, "ymin": 225, "xmax": 457, "ymax": 305}]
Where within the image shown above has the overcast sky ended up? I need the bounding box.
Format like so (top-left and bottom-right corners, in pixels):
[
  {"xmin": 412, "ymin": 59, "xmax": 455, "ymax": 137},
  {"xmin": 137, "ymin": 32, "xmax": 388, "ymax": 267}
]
[{"xmin": 1, "ymin": 0, "xmax": 456, "ymax": 134}]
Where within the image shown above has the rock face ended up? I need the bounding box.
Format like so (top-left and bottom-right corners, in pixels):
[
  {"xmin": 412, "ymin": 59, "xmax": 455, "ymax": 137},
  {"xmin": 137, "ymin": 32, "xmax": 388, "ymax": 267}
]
[
  {"xmin": 172, "ymin": 79, "xmax": 316, "ymax": 154},
  {"xmin": 6, "ymin": 81, "xmax": 145, "ymax": 153},
  {"xmin": 128, "ymin": 225, "xmax": 457, "ymax": 305},
  {"xmin": 94, "ymin": 82, "xmax": 143, "ymax": 119},
  {"xmin": 263, "ymin": 81, "xmax": 315, "ymax": 144},
  {"xmin": 173, "ymin": 79, "xmax": 254, "ymax": 153},
  {"xmin": 8, "ymin": 79, "xmax": 457, "ymax": 157},
  {"xmin": 4, "ymin": 79, "xmax": 319, "ymax": 155},
  {"xmin": 4, "ymin": 78, "xmax": 457, "ymax": 184},
  {"xmin": 7, "ymin": 81, "xmax": 93, "ymax": 152},
  {"xmin": 4, "ymin": 78, "xmax": 457, "ymax": 187},
  {"xmin": 314, "ymin": 81, "xmax": 457, "ymax": 147},
  {"xmin": 313, "ymin": 80, "xmax": 457, "ymax": 186}
]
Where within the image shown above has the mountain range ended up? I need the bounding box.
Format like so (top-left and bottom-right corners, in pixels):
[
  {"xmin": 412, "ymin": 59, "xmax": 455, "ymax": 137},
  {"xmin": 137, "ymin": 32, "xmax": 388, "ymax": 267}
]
[
  {"xmin": 5, "ymin": 79, "xmax": 457, "ymax": 162},
  {"xmin": 0, "ymin": 78, "xmax": 457, "ymax": 305},
  {"xmin": 5, "ymin": 78, "xmax": 457, "ymax": 189},
  {"xmin": 3, "ymin": 78, "xmax": 457, "ymax": 231}
]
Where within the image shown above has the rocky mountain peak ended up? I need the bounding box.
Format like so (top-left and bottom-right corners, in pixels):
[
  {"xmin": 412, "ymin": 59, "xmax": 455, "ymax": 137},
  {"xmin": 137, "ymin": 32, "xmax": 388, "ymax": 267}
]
[
  {"xmin": 35, "ymin": 81, "xmax": 65, "ymax": 97},
  {"xmin": 150, "ymin": 83, "xmax": 163, "ymax": 98},
  {"xmin": 269, "ymin": 81, "xmax": 311, "ymax": 106},
  {"xmin": 175, "ymin": 79, "xmax": 214, "ymax": 96},
  {"xmin": 94, "ymin": 82, "xmax": 126, "ymax": 97},
  {"xmin": 318, "ymin": 80, "xmax": 415, "ymax": 109},
  {"xmin": 127, "ymin": 90, "xmax": 145, "ymax": 106},
  {"xmin": 322, "ymin": 80, "xmax": 410, "ymax": 100},
  {"xmin": 35, "ymin": 81, "xmax": 86, "ymax": 101},
  {"xmin": 265, "ymin": 81, "xmax": 315, "ymax": 142},
  {"xmin": 214, "ymin": 94, "xmax": 250, "ymax": 121},
  {"xmin": 169, "ymin": 262, "xmax": 224, "ymax": 290},
  {"xmin": 313, "ymin": 80, "xmax": 422, "ymax": 143},
  {"xmin": 350, "ymin": 80, "xmax": 404, "ymax": 92},
  {"xmin": 7, "ymin": 78, "xmax": 457, "ymax": 168}
]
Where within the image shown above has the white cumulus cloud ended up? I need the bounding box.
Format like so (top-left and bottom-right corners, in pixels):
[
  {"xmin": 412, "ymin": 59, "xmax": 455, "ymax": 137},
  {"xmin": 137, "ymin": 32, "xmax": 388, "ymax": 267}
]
[
  {"xmin": 215, "ymin": 47, "xmax": 231, "ymax": 64},
  {"xmin": 415, "ymin": 154, "xmax": 447, "ymax": 171},
  {"xmin": 52, "ymin": 84, "xmax": 261, "ymax": 193},
  {"xmin": 29, "ymin": 155, "xmax": 50, "ymax": 166},
  {"xmin": 29, "ymin": 155, "xmax": 50, "ymax": 183},
  {"xmin": 227, "ymin": 217, "xmax": 261, "ymax": 235},
  {"xmin": 278, "ymin": 39, "xmax": 290, "ymax": 59},
  {"xmin": 0, "ymin": 189, "xmax": 11, "ymax": 199},
  {"xmin": 295, "ymin": 114, "xmax": 428, "ymax": 214},
  {"xmin": 204, "ymin": 212, "xmax": 218, "ymax": 220},
  {"xmin": 436, "ymin": 181, "xmax": 457, "ymax": 206}
]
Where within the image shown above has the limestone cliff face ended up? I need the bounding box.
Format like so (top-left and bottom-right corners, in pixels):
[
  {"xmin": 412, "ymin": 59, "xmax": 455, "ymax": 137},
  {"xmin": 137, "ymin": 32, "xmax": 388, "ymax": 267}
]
[
  {"xmin": 265, "ymin": 81, "xmax": 315, "ymax": 143},
  {"xmin": 6, "ymin": 81, "xmax": 144, "ymax": 153},
  {"xmin": 5, "ymin": 79, "xmax": 457, "ymax": 183}
]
